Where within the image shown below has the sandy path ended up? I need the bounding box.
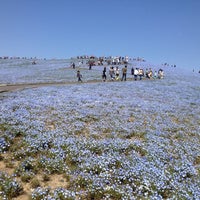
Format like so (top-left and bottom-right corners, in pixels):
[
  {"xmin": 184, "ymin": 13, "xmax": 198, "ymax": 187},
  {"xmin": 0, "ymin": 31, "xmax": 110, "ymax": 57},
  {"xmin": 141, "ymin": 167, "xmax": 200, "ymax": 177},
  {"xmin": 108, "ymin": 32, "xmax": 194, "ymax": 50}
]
[
  {"xmin": 0, "ymin": 77, "xmax": 149, "ymax": 93},
  {"xmin": 0, "ymin": 80, "xmax": 102, "ymax": 93}
]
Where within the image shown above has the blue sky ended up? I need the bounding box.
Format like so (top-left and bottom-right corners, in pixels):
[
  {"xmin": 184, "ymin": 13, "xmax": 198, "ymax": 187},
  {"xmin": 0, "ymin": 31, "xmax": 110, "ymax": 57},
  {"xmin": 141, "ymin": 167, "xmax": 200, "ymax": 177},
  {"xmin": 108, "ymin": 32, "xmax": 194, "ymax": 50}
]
[{"xmin": 0, "ymin": 0, "xmax": 200, "ymax": 69}]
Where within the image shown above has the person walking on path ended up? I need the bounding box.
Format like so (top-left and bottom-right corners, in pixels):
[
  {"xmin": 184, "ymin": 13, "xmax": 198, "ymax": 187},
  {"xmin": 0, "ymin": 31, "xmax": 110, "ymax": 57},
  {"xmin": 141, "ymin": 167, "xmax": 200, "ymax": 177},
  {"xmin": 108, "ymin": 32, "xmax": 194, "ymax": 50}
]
[
  {"xmin": 102, "ymin": 67, "xmax": 107, "ymax": 81},
  {"xmin": 77, "ymin": 70, "xmax": 83, "ymax": 82},
  {"xmin": 72, "ymin": 62, "xmax": 75, "ymax": 69},
  {"xmin": 134, "ymin": 68, "xmax": 139, "ymax": 81},
  {"xmin": 115, "ymin": 66, "xmax": 120, "ymax": 80},
  {"xmin": 138, "ymin": 68, "xmax": 144, "ymax": 80},
  {"xmin": 109, "ymin": 66, "xmax": 115, "ymax": 81},
  {"xmin": 131, "ymin": 67, "xmax": 134, "ymax": 76},
  {"xmin": 121, "ymin": 65, "xmax": 127, "ymax": 81}
]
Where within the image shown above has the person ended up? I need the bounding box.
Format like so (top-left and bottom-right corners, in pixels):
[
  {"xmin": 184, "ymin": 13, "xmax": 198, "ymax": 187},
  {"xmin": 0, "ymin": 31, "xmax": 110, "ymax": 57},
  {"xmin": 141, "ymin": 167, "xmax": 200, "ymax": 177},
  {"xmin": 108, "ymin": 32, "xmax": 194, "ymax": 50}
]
[
  {"xmin": 78, "ymin": 61, "xmax": 82, "ymax": 67},
  {"xmin": 154, "ymin": 70, "xmax": 157, "ymax": 79},
  {"xmin": 145, "ymin": 68, "xmax": 149, "ymax": 78},
  {"xmin": 148, "ymin": 68, "xmax": 153, "ymax": 79},
  {"xmin": 72, "ymin": 62, "xmax": 75, "ymax": 69},
  {"xmin": 115, "ymin": 66, "xmax": 120, "ymax": 80},
  {"xmin": 158, "ymin": 69, "xmax": 164, "ymax": 79},
  {"xmin": 121, "ymin": 65, "xmax": 127, "ymax": 81},
  {"xmin": 134, "ymin": 68, "xmax": 139, "ymax": 81},
  {"xmin": 77, "ymin": 70, "xmax": 82, "ymax": 82},
  {"xmin": 138, "ymin": 68, "xmax": 144, "ymax": 80},
  {"xmin": 89, "ymin": 63, "xmax": 92, "ymax": 70},
  {"xmin": 109, "ymin": 66, "xmax": 115, "ymax": 80},
  {"xmin": 102, "ymin": 67, "xmax": 107, "ymax": 81},
  {"xmin": 131, "ymin": 67, "xmax": 134, "ymax": 76},
  {"xmin": 125, "ymin": 56, "xmax": 129, "ymax": 64}
]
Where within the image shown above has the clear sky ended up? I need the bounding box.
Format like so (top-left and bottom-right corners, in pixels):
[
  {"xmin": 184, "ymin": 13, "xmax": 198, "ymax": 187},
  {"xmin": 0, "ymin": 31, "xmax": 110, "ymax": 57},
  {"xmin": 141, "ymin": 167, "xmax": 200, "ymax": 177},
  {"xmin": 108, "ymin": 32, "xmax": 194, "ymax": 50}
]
[{"xmin": 0, "ymin": 0, "xmax": 200, "ymax": 69}]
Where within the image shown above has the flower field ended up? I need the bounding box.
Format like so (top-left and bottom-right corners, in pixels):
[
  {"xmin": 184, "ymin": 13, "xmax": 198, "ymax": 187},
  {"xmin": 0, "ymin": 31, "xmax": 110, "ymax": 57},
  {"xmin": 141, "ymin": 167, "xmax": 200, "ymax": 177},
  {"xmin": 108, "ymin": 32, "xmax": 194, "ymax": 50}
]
[{"xmin": 0, "ymin": 59, "xmax": 200, "ymax": 199}]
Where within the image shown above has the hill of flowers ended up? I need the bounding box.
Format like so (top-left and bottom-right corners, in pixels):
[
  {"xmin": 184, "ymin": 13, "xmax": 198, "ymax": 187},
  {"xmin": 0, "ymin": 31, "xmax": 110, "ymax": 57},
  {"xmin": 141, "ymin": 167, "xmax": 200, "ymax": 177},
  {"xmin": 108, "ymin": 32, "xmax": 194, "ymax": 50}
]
[{"xmin": 0, "ymin": 59, "xmax": 200, "ymax": 199}]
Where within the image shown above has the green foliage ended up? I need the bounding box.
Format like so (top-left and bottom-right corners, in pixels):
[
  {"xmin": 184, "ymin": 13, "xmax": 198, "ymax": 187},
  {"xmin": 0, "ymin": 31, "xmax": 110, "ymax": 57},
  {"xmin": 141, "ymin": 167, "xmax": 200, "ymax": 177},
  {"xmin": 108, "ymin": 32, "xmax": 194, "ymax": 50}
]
[
  {"xmin": 0, "ymin": 172, "xmax": 23, "ymax": 199},
  {"xmin": 194, "ymin": 156, "xmax": 200, "ymax": 165},
  {"xmin": 15, "ymin": 158, "xmax": 37, "ymax": 176},
  {"xmin": 21, "ymin": 172, "xmax": 35, "ymax": 183},
  {"xmin": 42, "ymin": 173, "xmax": 50, "ymax": 182},
  {"xmin": 31, "ymin": 178, "xmax": 41, "ymax": 188}
]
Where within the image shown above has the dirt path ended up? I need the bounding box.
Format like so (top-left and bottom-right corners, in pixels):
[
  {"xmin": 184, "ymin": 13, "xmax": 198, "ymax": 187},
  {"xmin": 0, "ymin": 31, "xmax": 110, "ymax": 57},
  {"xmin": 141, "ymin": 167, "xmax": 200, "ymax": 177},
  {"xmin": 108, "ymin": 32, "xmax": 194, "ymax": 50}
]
[
  {"xmin": 0, "ymin": 78, "xmax": 151, "ymax": 93},
  {"xmin": 0, "ymin": 79, "xmax": 120, "ymax": 93},
  {"xmin": 0, "ymin": 83, "xmax": 64, "ymax": 93},
  {"xmin": 0, "ymin": 80, "xmax": 102, "ymax": 93}
]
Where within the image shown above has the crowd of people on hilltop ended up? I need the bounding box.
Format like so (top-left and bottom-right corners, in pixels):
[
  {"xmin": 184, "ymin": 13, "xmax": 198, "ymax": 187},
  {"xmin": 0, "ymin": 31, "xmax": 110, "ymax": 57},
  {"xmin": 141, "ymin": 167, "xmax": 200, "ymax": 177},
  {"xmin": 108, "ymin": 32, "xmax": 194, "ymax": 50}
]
[
  {"xmin": 73, "ymin": 55, "xmax": 166, "ymax": 82},
  {"xmin": 72, "ymin": 55, "xmax": 181, "ymax": 69},
  {"xmin": 101, "ymin": 66, "xmax": 164, "ymax": 82},
  {"xmin": 0, "ymin": 56, "xmax": 39, "ymax": 60},
  {"xmin": 76, "ymin": 64, "xmax": 164, "ymax": 82},
  {"xmin": 71, "ymin": 55, "xmax": 145, "ymax": 70},
  {"xmin": 74, "ymin": 55, "xmax": 138, "ymax": 66}
]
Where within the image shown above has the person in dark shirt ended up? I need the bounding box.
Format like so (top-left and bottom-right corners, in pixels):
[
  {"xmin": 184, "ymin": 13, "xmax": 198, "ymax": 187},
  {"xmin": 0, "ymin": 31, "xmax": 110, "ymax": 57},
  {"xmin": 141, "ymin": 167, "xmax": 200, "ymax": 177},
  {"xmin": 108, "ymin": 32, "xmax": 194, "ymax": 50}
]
[
  {"xmin": 77, "ymin": 70, "xmax": 83, "ymax": 82},
  {"xmin": 102, "ymin": 67, "xmax": 107, "ymax": 81},
  {"xmin": 121, "ymin": 65, "xmax": 127, "ymax": 81}
]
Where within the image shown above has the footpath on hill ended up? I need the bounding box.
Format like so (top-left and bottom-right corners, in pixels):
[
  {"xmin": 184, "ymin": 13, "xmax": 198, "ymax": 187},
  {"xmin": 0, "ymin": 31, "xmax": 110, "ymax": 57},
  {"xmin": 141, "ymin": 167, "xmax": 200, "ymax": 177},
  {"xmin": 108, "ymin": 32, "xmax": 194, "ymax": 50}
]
[
  {"xmin": 0, "ymin": 78, "xmax": 139, "ymax": 93},
  {"xmin": 0, "ymin": 81, "xmax": 92, "ymax": 93}
]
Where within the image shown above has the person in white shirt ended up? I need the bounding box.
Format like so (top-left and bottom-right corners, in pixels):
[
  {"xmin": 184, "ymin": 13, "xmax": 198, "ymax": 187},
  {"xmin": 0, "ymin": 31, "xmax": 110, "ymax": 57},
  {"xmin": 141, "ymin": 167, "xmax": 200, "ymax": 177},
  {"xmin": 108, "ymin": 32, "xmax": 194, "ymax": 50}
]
[{"xmin": 134, "ymin": 68, "xmax": 139, "ymax": 81}]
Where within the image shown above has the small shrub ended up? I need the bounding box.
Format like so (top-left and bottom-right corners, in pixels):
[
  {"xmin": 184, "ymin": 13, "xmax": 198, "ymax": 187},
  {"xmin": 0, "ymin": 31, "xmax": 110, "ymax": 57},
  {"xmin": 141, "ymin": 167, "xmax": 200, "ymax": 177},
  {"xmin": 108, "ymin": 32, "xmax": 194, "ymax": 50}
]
[
  {"xmin": 71, "ymin": 175, "xmax": 92, "ymax": 189},
  {"xmin": 31, "ymin": 187, "xmax": 50, "ymax": 200},
  {"xmin": 63, "ymin": 173, "xmax": 70, "ymax": 182},
  {"xmin": 21, "ymin": 171, "xmax": 35, "ymax": 183},
  {"xmin": 0, "ymin": 137, "xmax": 10, "ymax": 153},
  {"xmin": 0, "ymin": 172, "xmax": 23, "ymax": 198},
  {"xmin": 31, "ymin": 178, "xmax": 40, "ymax": 188},
  {"xmin": 54, "ymin": 188, "xmax": 76, "ymax": 200},
  {"xmin": 5, "ymin": 160, "xmax": 15, "ymax": 168},
  {"xmin": 125, "ymin": 131, "xmax": 147, "ymax": 139},
  {"xmin": 0, "ymin": 154, "xmax": 3, "ymax": 161},
  {"xmin": 42, "ymin": 173, "xmax": 50, "ymax": 182},
  {"xmin": 15, "ymin": 157, "xmax": 36, "ymax": 176},
  {"xmin": 106, "ymin": 188, "xmax": 123, "ymax": 199},
  {"xmin": 194, "ymin": 156, "xmax": 200, "ymax": 165},
  {"xmin": 38, "ymin": 157, "xmax": 67, "ymax": 174}
]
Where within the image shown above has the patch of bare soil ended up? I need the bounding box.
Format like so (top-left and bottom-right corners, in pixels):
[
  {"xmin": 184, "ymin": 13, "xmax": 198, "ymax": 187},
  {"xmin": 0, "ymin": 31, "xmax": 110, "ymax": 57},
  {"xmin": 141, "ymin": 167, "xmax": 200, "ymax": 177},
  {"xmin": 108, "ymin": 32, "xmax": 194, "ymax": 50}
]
[
  {"xmin": 13, "ymin": 174, "xmax": 69, "ymax": 200},
  {"xmin": 1, "ymin": 153, "xmax": 69, "ymax": 199},
  {"xmin": 0, "ymin": 160, "xmax": 15, "ymax": 175}
]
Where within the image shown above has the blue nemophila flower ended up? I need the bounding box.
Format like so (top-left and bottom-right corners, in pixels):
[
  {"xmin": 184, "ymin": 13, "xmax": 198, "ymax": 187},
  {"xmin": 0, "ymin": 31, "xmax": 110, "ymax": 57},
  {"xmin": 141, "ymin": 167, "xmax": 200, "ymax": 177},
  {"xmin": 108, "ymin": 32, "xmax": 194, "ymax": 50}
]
[
  {"xmin": 0, "ymin": 137, "xmax": 10, "ymax": 153},
  {"xmin": 0, "ymin": 172, "xmax": 23, "ymax": 198},
  {"xmin": 0, "ymin": 61, "xmax": 200, "ymax": 199}
]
